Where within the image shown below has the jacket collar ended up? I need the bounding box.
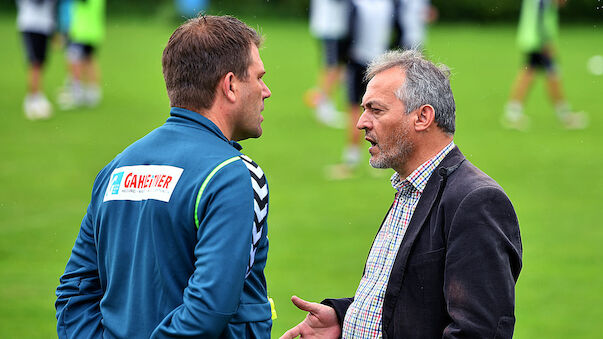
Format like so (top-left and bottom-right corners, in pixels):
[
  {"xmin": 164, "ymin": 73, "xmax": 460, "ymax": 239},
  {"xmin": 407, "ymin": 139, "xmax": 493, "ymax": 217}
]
[
  {"xmin": 168, "ymin": 107, "xmax": 242, "ymax": 151},
  {"xmin": 434, "ymin": 145, "xmax": 465, "ymax": 178},
  {"xmin": 390, "ymin": 141, "xmax": 456, "ymax": 194}
]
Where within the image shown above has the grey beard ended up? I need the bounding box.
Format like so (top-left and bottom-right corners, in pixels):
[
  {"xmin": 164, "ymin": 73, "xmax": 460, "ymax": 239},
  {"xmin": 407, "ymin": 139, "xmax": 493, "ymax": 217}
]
[
  {"xmin": 369, "ymin": 156, "xmax": 389, "ymax": 169},
  {"xmin": 369, "ymin": 140, "xmax": 414, "ymax": 171}
]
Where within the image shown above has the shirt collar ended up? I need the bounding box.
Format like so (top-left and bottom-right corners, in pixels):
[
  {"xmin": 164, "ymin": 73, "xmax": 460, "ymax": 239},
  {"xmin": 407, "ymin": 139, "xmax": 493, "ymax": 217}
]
[
  {"xmin": 390, "ymin": 141, "xmax": 455, "ymax": 194},
  {"xmin": 168, "ymin": 107, "xmax": 242, "ymax": 151}
]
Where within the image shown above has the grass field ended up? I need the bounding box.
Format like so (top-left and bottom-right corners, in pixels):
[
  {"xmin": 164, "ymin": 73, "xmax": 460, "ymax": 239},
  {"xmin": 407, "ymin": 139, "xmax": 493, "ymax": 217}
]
[{"xmin": 0, "ymin": 12, "xmax": 602, "ymax": 338}]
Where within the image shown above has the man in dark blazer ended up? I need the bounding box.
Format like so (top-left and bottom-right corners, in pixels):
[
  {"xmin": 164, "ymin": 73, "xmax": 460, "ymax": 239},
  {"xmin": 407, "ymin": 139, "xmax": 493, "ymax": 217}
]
[{"xmin": 281, "ymin": 50, "xmax": 522, "ymax": 338}]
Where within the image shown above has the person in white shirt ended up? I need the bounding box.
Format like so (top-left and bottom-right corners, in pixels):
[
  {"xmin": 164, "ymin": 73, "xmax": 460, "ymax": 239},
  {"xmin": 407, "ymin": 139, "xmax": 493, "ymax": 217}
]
[
  {"xmin": 16, "ymin": 0, "xmax": 57, "ymax": 120},
  {"xmin": 306, "ymin": 0, "xmax": 351, "ymax": 129},
  {"xmin": 327, "ymin": 0, "xmax": 395, "ymax": 179}
]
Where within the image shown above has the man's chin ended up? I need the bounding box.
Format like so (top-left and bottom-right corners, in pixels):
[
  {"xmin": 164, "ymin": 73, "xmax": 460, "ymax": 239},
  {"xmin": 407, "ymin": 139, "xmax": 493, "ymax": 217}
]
[
  {"xmin": 249, "ymin": 128, "xmax": 262, "ymax": 139},
  {"xmin": 232, "ymin": 128, "xmax": 262, "ymax": 141},
  {"xmin": 369, "ymin": 157, "xmax": 387, "ymax": 169},
  {"xmin": 371, "ymin": 151, "xmax": 399, "ymax": 169}
]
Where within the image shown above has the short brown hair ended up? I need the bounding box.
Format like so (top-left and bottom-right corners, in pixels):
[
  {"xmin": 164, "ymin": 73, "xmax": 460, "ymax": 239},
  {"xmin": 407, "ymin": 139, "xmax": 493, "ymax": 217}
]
[{"xmin": 162, "ymin": 15, "xmax": 262, "ymax": 111}]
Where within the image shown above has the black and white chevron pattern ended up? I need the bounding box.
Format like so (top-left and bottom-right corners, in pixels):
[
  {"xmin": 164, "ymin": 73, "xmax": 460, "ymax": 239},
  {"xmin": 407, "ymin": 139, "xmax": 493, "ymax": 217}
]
[{"xmin": 240, "ymin": 155, "xmax": 268, "ymax": 277}]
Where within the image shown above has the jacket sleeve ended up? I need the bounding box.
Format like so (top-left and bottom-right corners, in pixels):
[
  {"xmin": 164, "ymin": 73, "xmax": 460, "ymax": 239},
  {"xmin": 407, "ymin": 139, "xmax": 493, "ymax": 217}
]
[
  {"xmin": 151, "ymin": 160, "xmax": 256, "ymax": 338},
  {"xmin": 55, "ymin": 205, "xmax": 104, "ymax": 339},
  {"xmin": 443, "ymin": 186, "xmax": 522, "ymax": 338},
  {"xmin": 321, "ymin": 297, "xmax": 354, "ymax": 327}
]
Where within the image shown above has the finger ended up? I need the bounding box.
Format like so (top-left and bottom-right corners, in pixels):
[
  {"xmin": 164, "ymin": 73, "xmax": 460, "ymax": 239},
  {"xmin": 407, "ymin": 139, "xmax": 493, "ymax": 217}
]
[
  {"xmin": 279, "ymin": 325, "xmax": 301, "ymax": 339},
  {"xmin": 291, "ymin": 295, "xmax": 320, "ymax": 314}
]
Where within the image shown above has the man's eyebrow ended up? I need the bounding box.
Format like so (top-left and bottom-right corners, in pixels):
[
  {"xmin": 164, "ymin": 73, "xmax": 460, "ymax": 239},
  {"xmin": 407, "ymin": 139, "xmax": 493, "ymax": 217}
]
[{"xmin": 362, "ymin": 100, "xmax": 382, "ymax": 109}]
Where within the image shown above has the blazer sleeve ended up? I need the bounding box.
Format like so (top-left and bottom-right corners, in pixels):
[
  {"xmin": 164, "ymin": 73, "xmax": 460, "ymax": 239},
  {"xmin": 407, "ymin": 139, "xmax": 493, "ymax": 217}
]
[
  {"xmin": 443, "ymin": 186, "xmax": 522, "ymax": 338},
  {"xmin": 321, "ymin": 297, "xmax": 354, "ymax": 327},
  {"xmin": 150, "ymin": 160, "xmax": 256, "ymax": 338}
]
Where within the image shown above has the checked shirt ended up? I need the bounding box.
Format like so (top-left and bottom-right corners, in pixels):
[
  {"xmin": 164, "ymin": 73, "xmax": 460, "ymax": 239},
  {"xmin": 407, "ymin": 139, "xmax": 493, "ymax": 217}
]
[{"xmin": 342, "ymin": 142, "xmax": 455, "ymax": 338}]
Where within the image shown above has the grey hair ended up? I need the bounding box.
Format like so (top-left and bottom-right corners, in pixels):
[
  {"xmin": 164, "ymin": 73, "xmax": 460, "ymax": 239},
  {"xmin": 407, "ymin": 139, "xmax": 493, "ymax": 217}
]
[{"xmin": 365, "ymin": 49, "xmax": 456, "ymax": 134}]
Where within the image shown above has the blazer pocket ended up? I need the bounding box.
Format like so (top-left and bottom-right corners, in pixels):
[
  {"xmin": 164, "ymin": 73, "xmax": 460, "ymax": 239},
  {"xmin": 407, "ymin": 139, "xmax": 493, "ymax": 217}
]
[
  {"xmin": 494, "ymin": 316, "xmax": 515, "ymax": 339},
  {"xmin": 412, "ymin": 247, "xmax": 445, "ymax": 264},
  {"xmin": 406, "ymin": 248, "xmax": 447, "ymax": 330},
  {"xmin": 410, "ymin": 248, "xmax": 446, "ymax": 304}
]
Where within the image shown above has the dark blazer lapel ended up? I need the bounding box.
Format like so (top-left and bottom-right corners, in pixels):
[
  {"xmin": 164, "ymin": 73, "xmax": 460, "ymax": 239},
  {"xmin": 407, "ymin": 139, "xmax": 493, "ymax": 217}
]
[{"xmin": 381, "ymin": 146, "xmax": 466, "ymax": 331}]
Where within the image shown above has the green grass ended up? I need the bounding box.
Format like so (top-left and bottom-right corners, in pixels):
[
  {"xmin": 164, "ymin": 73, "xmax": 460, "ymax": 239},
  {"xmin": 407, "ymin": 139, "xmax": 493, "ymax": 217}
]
[{"xmin": 1, "ymin": 14, "xmax": 602, "ymax": 338}]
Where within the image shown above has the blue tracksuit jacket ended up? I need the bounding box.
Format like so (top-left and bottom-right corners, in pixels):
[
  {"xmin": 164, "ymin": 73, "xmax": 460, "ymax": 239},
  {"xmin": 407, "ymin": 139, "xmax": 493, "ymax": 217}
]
[{"xmin": 55, "ymin": 107, "xmax": 271, "ymax": 338}]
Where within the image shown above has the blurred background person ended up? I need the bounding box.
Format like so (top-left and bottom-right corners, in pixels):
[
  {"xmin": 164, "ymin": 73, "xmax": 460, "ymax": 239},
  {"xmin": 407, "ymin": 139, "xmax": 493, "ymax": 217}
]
[
  {"xmin": 175, "ymin": 0, "xmax": 209, "ymax": 19},
  {"xmin": 502, "ymin": 0, "xmax": 587, "ymax": 130},
  {"xmin": 327, "ymin": 0, "xmax": 394, "ymax": 179},
  {"xmin": 16, "ymin": 0, "xmax": 57, "ymax": 120},
  {"xmin": 305, "ymin": 0, "xmax": 350, "ymax": 129},
  {"xmin": 329, "ymin": 0, "xmax": 434, "ymax": 179},
  {"xmin": 394, "ymin": 0, "xmax": 435, "ymax": 50},
  {"xmin": 56, "ymin": 0, "xmax": 72, "ymax": 41},
  {"xmin": 57, "ymin": 0, "xmax": 105, "ymax": 110}
]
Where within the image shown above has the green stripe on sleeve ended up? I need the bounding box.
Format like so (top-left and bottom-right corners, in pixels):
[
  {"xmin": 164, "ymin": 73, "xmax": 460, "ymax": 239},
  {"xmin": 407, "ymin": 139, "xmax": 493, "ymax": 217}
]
[{"xmin": 194, "ymin": 156, "xmax": 241, "ymax": 229}]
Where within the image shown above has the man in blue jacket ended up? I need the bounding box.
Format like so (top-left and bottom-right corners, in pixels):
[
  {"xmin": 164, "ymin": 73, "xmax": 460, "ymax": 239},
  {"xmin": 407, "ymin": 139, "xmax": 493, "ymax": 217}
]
[{"xmin": 55, "ymin": 15, "xmax": 272, "ymax": 338}]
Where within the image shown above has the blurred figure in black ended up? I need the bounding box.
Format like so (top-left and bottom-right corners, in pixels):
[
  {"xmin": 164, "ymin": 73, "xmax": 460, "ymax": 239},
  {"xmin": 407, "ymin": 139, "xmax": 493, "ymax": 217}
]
[{"xmin": 328, "ymin": 0, "xmax": 435, "ymax": 179}]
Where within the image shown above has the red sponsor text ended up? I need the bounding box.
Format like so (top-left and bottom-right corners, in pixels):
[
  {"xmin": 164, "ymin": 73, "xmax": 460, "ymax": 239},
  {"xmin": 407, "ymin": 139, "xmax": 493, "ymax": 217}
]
[{"xmin": 124, "ymin": 173, "xmax": 173, "ymax": 189}]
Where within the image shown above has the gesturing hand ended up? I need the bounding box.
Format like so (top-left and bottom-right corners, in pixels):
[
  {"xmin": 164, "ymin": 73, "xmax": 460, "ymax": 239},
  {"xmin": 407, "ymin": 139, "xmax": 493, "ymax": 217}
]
[{"xmin": 279, "ymin": 296, "xmax": 341, "ymax": 339}]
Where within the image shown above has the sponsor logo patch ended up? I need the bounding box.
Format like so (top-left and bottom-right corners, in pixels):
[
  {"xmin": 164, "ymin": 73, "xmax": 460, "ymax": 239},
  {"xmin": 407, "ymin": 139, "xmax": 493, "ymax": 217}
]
[{"xmin": 103, "ymin": 165, "xmax": 184, "ymax": 203}]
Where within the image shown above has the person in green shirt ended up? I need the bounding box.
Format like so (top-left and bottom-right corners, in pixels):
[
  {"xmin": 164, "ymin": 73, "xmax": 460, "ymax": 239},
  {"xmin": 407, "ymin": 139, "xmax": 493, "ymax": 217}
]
[
  {"xmin": 502, "ymin": 0, "xmax": 587, "ymax": 130},
  {"xmin": 58, "ymin": 0, "xmax": 105, "ymax": 110}
]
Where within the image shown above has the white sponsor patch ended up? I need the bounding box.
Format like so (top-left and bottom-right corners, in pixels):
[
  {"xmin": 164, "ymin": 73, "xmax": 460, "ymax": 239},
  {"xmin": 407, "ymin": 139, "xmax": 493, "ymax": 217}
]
[{"xmin": 103, "ymin": 165, "xmax": 184, "ymax": 203}]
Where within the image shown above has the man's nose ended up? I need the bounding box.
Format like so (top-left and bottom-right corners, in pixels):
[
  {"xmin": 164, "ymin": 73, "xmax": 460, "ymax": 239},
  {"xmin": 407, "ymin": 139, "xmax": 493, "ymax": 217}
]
[
  {"xmin": 262, "ymin": 81, "xmax": 271, "ymax": 98},
  {"xmin": 356, "ymin": 111, "xmax": 369, "ymax": 130}
]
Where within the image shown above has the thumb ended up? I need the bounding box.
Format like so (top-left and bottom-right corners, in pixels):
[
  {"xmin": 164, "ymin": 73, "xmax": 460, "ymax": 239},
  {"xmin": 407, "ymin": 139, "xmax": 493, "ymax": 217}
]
[{"xmin": 291, "ymin": 295, "xmax": 320, "ymax": 314}]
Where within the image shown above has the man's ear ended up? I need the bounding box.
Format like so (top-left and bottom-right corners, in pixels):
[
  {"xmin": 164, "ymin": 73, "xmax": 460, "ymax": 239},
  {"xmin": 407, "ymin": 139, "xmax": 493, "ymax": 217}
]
[
  {"xmin": 415, "ymin": 104, "xmax": 436, "ymax": 132},
  {"xmin": 221, "ymin": 72, "xmax": 237, "ymax": 103}
]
